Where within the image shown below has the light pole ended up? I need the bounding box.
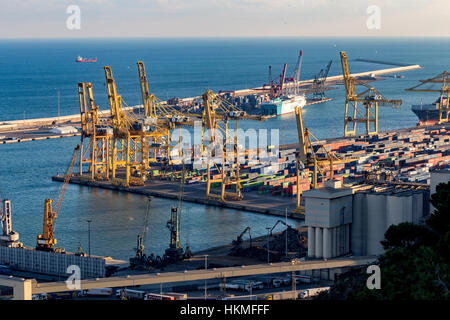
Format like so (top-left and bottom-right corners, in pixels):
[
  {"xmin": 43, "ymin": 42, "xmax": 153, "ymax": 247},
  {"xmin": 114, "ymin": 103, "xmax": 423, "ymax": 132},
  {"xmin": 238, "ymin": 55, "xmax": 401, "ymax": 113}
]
[
  {"xmin": 204, "ymin": 255, "xmax": 208, "ymax": 300},
  {"xmin": 266, "ymin": 227, "xmax": 271, "ymax": 264},
  {"xmin": 285, "ymin": 208, "xmax": 288, "ymax": 258},
  {"xmin": 86, "ymin": 219, "xmax": 92, "ymax": 257}
]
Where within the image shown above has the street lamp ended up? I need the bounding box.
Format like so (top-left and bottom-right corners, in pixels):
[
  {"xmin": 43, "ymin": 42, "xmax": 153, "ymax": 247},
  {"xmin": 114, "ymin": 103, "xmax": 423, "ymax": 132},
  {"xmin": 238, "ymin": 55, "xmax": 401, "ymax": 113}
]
[
  {"xmin": 266, "ymin": 227, "xmax": 271, "ymax": 264},
  {"xmin": 86, "ymin": 219, "xmax": 92, "ymax": 257},
  {"xmin": 204, "ymin": 255, "xmax": 208, "ymax": 300}
]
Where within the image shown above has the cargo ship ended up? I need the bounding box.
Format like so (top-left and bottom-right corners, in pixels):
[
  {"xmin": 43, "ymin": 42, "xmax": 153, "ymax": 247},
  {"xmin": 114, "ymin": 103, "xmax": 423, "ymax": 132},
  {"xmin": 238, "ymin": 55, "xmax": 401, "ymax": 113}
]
[
  {"xmin": 260, "ymin": 94, "xmax": 306, "ymax": 116},
  {"xmin": 412, "ymin": 97, "xmax": 448, "ymax": 125},
  {"xmin": 75, "ymin": 56, "xmax": 97, "ymax": 63}
]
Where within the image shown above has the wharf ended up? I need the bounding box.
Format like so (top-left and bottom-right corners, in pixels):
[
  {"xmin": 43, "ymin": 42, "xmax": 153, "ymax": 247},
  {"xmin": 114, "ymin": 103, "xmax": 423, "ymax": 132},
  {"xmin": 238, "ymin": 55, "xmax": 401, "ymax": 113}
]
[
  {"xmin": 52, "ymin": 175, "xmax": 302, "ymax": 220},
  {"xmin": 0, "ymin": 64, "xmax": 421, "ymax": 144},
  {"xmin": 0, "ymin": 126, "xmax": 80, "ymax": 144}
]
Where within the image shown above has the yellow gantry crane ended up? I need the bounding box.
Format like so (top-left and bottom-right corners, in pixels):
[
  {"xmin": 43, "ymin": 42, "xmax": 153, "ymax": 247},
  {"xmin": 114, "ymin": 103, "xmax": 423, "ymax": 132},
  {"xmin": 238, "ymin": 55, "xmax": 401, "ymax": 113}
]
[
  {"xmin": 78, "ymin": 82, "xmax": 112, "ymax": 181},
  {"xmin": 340, "ymin": 51, "xmax": 402, "ymax": 137},
  {"xmin": 293, "ymin": 106, "xmax": 357, "ymax": 214},
  {"xmin": 36, "ymin": 145, "xmax": 80, "ymax": 251},
  {"xmin": 105, "ymin": 65, "xmax": 169, "ymax": 187},
  {"xmin": 136, "ymin": 61, "xmax": 192, "ymax": 165},
  {"xmin": 405, "ymin": 71, "xmax": 450, "ymax": 124},
  {"xmin": 199, "ymin": 90, "xmax": 265, "ymax": 202},
  {"xmin": 201, "ymin": 90, "xmax": 243, "ymax": 201}
]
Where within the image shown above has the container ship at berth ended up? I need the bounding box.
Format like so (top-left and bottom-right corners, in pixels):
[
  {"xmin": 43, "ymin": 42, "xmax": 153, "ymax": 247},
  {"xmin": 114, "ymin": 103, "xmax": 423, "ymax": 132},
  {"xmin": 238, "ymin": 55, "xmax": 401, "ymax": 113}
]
[
  {"xmin": 260, "ymin": 94, "xmax": 306, "ymax": 116},
  {"xmin": 75, "ymin": 56, "xmax": 98, "ymax": 63},
  {"xmin": 412, "ymin": 97, "xmax": 448, "ymax": 125}
]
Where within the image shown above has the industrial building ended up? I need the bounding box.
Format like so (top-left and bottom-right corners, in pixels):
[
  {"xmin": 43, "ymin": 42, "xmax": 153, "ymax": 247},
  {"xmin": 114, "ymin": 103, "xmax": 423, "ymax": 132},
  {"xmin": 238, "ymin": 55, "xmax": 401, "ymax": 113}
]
[
  {"xmin": 303, "ymin": 180, "xmax": 430, "ymax": 258},
  {"xmin": 0, "ymin": 246, "xmax": 106, "ymax": 279}
]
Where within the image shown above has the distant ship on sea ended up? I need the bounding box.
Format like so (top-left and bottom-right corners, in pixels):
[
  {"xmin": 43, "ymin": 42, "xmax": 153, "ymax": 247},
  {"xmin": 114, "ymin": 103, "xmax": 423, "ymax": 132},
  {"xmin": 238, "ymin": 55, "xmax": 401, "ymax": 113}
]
[{"xmin": 75, "ymin": 56, "xmax": 97, "ymax": 63}]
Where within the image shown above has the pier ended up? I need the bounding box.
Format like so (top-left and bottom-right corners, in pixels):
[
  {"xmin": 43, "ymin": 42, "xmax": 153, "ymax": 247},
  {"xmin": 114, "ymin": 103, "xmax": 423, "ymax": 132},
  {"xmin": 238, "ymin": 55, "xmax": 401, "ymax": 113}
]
[
  {"xmin": 0, "ymin": 64, "xmax": 422, "ymax": 145},
  {"xmin": 52, "ymin": 174, "xmax": 302, "ymax": 219}
]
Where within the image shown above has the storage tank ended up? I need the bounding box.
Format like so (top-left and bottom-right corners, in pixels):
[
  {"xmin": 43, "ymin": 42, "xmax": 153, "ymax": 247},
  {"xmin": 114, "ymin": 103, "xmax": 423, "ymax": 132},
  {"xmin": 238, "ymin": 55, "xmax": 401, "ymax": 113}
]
[
  {"xmin": 323, "ymin": 228, "xmax": 332, "ymax": 259},
  {"xmin": 366, "ymin": 194, "xmax": 387, "ymax": 255},
  {"xmin": 308, "ymin": 227, "xmax": 315, "ymax": 258},
  {"xmin": 315, "ymin": 228, "xmax": 323, "ymax": 258}
]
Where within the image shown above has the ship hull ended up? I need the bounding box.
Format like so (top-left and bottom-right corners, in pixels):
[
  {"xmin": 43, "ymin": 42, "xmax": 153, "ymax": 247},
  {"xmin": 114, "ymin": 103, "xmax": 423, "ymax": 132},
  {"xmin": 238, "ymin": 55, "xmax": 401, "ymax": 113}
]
[
  {"xmin": 411, "ymin": 103, "xmax": 440, "ymax": 125},
  {"xmin": 260, "ymin": 95, "xmax": 306, "ymax": 116}
]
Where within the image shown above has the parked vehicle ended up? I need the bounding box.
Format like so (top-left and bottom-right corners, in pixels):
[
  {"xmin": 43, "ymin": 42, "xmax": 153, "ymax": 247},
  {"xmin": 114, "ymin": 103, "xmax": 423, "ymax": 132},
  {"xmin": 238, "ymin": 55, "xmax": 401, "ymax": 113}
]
[
  {"xmin": 144, "ymin": 293, "xmax": 175, "ymax": 300},
  {"xmin": 226, "ymin": 280, "xmax": 264, "ymax": 292},
  {"xmin": 162, "ymin": 292, "xmax": 187, "ymax": 300},
  {"xmin": 294, "ymin": 275, "xmax": 313, "ymax": 284},
  {"xmin": 298, "ymin": 287, "xmax": 330, "ymax": 299},
  {"xmin": 120, "ymin": 288, "xmax": 146, "ymax": 300},
  {"xmin": 46, "ymin": 291, "xmax": 78, "ymax": 300},
  {"xmin": 80, "ymin": 288, "xmax": 113, "ymax": 297}
]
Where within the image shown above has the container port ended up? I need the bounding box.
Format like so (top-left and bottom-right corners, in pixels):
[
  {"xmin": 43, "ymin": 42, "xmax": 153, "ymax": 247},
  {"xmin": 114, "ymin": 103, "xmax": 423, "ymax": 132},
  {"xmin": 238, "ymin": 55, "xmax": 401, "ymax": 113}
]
[{"xmin": 0, "ymin": 46, "xmax": 448, "ymax": 302}]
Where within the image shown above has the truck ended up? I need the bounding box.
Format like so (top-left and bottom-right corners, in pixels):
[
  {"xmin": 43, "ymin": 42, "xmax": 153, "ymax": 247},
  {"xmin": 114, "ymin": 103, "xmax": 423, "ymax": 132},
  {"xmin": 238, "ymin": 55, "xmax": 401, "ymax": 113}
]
[
  {"xmin": 144, "ymin": 293, "xmax": 175, "ymax": 300},
  {"xmin": 81, "ymin": 288, "xmax": 113, "ymax": 297},
  {"xmin": 294, "ymin": 275, "xmax": 313, "ymax": 284},
  {"xmin": 256, "ymin": 276, "xmax": 281, "ymax": 288},
  {"xmin": 45, "ymin": 291, "xmax": 78, "ymax": 300},
  {"xmin": 298, "ymin": 287, "xmax": 330, "ymax": 299},
  {"xmin": 226, "ymin": 280, "xmax": 264, "ymax": 292},
  {"xmin": 119, "ymin": 288, "xmax": 146, "ymax": 300},
  {"xmin": 162, "ymin": 292, "xmax": 187, "ymax": 300},
  {"xmin": 273, "ymin": 277, "xmax": 290, "ymax": 286}
]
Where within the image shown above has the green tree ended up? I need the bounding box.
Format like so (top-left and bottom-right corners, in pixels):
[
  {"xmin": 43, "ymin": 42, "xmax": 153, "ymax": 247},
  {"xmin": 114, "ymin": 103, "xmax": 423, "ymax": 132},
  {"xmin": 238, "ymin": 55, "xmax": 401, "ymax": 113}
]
[
  {"xmin": 427, "ymin": 182, "xmax": 450, "ymax": 236},
  {"xmin": 381, "ymin": 222, "xmax": 437, "ymax": 250}
]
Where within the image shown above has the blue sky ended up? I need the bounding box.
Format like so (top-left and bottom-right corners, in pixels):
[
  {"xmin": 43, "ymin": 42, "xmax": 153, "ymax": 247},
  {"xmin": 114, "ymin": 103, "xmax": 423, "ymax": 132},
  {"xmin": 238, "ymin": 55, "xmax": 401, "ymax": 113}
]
[{"xmin": 0, "ymin": 0, "xmax": 449, "ymax": 38}]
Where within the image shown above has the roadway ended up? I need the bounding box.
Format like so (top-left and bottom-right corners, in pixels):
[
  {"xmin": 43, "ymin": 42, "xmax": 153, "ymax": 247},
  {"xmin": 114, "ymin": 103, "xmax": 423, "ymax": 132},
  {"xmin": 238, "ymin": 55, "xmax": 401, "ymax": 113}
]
[{"xmin": 29, "ymin": 256, "xmax": 376, "ymax": 295}]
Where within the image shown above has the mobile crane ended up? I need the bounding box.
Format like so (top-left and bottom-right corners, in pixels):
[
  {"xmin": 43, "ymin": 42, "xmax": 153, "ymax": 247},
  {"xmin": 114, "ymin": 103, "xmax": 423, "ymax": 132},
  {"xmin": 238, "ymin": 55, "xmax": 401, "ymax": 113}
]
[
  {"xmin": 232, "ymin": 226, "xmax": 252, "ymax": 248},
  {"xmin": 36, "ymin": 145, "xmax": 80, "ymax": 251},
  {"xmin": 129, "ymin": 196, "xmax": 152, "ymax": 270}
]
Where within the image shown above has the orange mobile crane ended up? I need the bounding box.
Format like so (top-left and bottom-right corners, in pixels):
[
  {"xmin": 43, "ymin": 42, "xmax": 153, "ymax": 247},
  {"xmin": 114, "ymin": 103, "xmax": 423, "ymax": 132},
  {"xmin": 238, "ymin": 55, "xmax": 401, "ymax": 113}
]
[{"xmin": 36, "ymin": 145, "xmax": 80, "ymax": 251}]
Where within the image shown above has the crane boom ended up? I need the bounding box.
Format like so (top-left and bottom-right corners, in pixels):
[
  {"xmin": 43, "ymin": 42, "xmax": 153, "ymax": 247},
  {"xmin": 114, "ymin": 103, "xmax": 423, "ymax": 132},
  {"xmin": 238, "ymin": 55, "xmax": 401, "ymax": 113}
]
[
  {"xmin": 104, "ymin": 66, "xmax": 127, "ymax": 133},
  {"xmin": 36, "ymin": 145, "xmax": 80, "ymax": 251},
  {"xmin": 293, "ymin": 50, "xmax": 303, "ymax": 83},
  {"xmin": 137, "ymin": 61, "xmax": 157, "ymax": 118},
  {"xmin": 279, "ymin": 63, "xmax": 287, "ymax": 95},
  {"xmin": 269, "ymin": 220, "xmax": 292, "ymax": 236},
  {"xmin": 53, "ymin": 145, "xmax": 80, "ymax": 219}
]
